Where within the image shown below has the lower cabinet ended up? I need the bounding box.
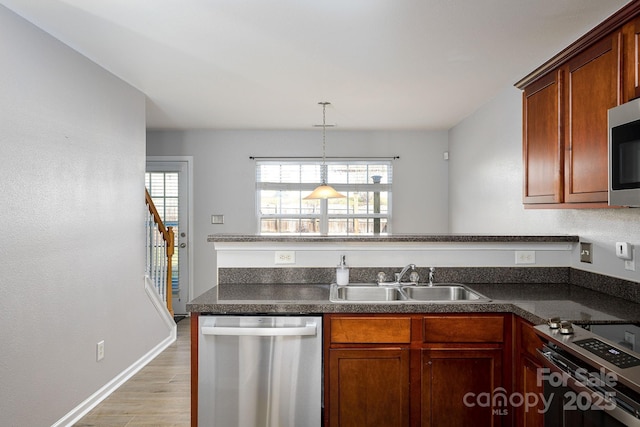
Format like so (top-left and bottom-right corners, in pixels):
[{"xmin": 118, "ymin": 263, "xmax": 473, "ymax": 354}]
[
  {"xmin": 324, "ymin": 313, "xmax": 510, "ymax": 427},
  {"xmin": 329, "ymin": 348, "xmax": 410, "ymax": 427},
  {"xmin": 421, "ymin": 348, "xmax": 503, "ymax": 427},
  {"xmin": 514, "ymin": 317, "xmax": 545, "ymax": 427}
]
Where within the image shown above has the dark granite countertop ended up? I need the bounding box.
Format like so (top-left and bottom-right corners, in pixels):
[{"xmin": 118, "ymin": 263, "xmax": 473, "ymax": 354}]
[
  {"xmin": 187, "ymin": 282, "xmax": 640, "ymax": 325},
  {"xmin": 208, "ymin": 234, "xmax": 579, "ymax": 243}
]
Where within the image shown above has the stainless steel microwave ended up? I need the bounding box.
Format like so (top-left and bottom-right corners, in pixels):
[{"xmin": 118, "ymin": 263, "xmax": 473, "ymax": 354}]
[{"xmin": 608, "ymin": 99, "xmax": 640, "ymax": 207}]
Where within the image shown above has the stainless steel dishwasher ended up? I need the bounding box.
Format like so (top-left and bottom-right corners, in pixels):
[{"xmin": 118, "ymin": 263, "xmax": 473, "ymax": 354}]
[{"xmin": 198, "ymin": 315, "xmax": 322, "ymax": 427}]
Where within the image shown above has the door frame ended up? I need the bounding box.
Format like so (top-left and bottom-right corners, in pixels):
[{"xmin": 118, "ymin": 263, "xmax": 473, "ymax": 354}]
[{"xmin": 146, "ymin": 156, "xmax": 194, "ymax": 314}]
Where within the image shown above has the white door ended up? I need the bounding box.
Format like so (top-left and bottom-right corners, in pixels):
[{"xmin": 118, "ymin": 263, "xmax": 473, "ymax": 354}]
[{"xmin": 146, "ymin": 159, "xmax": 191, "ymax": 315}]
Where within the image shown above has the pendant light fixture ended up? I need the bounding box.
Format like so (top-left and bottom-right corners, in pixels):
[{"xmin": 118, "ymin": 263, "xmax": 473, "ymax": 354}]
[{"xmin": 304, "ymin": 101, "xmax": 346, "ymax": 200}]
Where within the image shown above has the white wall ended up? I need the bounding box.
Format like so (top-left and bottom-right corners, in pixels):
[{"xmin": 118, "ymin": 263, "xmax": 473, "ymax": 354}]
[
  {"xmin": 0, "ymin": 6, "xmax": 170, "ymax": 426},
  {"xmin": 449, "ymin": 86, "xmax": 640, "ymax": 283},
  {"xmin": 146, "ymin": 129, "xmax": 449, "ymax": 297},
  {"xmin": 215, "ymin": 241, "xmax": 573, "ymax": 269}
]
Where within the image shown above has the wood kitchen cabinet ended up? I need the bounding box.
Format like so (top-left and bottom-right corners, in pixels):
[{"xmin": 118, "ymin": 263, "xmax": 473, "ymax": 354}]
[
  {"xmin": 325, "ymin": 315, "xmax": 412, "ymax": 427},
  {"xmin": 562, "ymin": 34, "xmax": 620, "ymax": 204},
  {"xmin": 513, "ymin": 317, "xmax": 545, "ymax": 427},
  {"xmin": 623, "ymin": 15, "xmax": 640, "ymax": 103},
  {"xmin": 329, "ymin": 348, "xmax": 410, "ymax": 427},
  {"xmin": 518, "ymin": 1, "xmax": 640, "ymax": 208},
  {"xmin": 523, "ymin": 70, "xmax": 563, "ymax": 205},
  {"xmin": 324, "ymin": 314, "xmax": 510, "ymax": 427},
  {"xmin": 421, "ymin": 315, "xmax": 507, "ymax": 427},
  {"xmin": 521, "ymin": 32, "xmax": 620, "ymax": 207},
  {"xmin": 422, "ymin": 348, "xmax": 503, "ymax": 427}
]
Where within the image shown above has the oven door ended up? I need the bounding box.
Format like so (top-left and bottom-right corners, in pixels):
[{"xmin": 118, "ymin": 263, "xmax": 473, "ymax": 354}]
[{"xmin": 537, "ymin": 348, "xmax": 639, "ymax": 427}]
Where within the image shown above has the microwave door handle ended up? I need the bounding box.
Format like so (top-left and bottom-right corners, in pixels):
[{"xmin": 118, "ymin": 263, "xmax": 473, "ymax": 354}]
[{"xmin": 201, "ymin": 321, "xmax": 317, "ymax": 337}]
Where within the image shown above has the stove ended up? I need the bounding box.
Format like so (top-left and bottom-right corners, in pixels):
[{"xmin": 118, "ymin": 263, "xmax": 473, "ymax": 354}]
[{"xmin": 534, "ymin": 319, "xmax": 640, "ymax": 426}]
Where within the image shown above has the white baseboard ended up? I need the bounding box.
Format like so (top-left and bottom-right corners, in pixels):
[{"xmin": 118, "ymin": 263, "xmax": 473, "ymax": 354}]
[
  {"xmin": 51, "ymin": 277, "xmax": 177, "ymax": 427},
  {"xmin": 144, "ymin": 274, "xmax": 180, "ymax": 335}
]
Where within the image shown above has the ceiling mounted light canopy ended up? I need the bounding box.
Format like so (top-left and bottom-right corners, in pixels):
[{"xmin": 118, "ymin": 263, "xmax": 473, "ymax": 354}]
[{"xmin": 304, "ymin": 102, "xmax": 346, "ymax": 200}]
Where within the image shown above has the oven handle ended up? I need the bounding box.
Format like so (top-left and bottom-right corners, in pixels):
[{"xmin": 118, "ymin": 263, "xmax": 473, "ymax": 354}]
[
  {"xmin": 536, "ymin": 348, "xmax": 614, "ymax": 397},
  {"xmin": 536, "ymin": 349, "xmax": 640, "ymax": 427}
]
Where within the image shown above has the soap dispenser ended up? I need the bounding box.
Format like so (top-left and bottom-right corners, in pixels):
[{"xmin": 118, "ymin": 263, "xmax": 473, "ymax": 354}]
[{"xmin": 336, "ymin": 255, "xmax": 349, "ymax": 286}]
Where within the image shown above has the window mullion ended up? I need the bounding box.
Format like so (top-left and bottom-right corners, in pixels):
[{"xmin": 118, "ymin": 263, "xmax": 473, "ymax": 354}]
[{"xmin": 320, "ymin": 199, "xmax": 328, "ymax": 235}]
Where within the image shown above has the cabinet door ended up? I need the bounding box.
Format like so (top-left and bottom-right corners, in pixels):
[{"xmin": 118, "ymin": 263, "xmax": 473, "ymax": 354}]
[
  {"xmin": 421, "ymin": 349, "xmax": 503, "ymax": 427},
  {"xmin": 564, "ymin": 34, "xmax": 620, "ymax": 204},
  {"xmin": 514, "ymin": 318, "xmax": 544, "ymax": 427},
  {"xmin": 523, "ymin": 70, "xmax": 563, "ymax": 204},
  {"xmin": 521, "ymin": 356, "xmax": 544, "ymax": 427},
  {"xmin": 623, "ymin": 16, "xmax": 640, "ymax": 102},
  {"xmin": 329, "ymin": 348, "xmax": 410, "ymax": 427}
]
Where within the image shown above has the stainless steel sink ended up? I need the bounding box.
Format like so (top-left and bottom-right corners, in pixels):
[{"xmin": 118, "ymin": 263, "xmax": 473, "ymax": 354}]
[
  {"xmin": 401, "ymin": 284, "xmax": 489, "ymax": 301},
  {"xmin": 331, "ymin": 284, "xmax": 407, "ymax": 302},
  {"xmin": 329, "ymin": 282, "xmax": 490, "ymax": 303}
]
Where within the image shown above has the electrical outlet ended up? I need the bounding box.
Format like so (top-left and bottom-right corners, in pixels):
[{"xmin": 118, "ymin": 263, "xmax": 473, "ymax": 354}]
[
  {"xmin": 275, "ymin": 251, "xmax": 295, "ymax": 264},
  {"xmin": 96, "ymin": 340, "xmax": 105, "ymax": 362},
  {"xmin": 580, "ymin": 242, "xmax": 593, "ymax": 263},
  {"xmin": 515, "ymin": 251, "xmax": 536, "ymax": 264},
  {"xmin": 625, "ymin": 259, "xmax": 636, "ymax": 271}
]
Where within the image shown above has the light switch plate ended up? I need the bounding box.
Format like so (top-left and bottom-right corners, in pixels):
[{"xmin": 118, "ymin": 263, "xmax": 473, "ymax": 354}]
[{"xmin": 211, "ymin": 214, "xmax": 224, "ymax": 224}]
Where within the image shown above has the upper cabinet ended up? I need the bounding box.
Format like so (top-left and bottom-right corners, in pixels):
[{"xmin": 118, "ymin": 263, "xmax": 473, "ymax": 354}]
[
  {"xmin": 623, "ymin": 15, "xmax": 640, "ymax": 102},
  {"xmin": 563, "ymin": 34, "xmax": 620, "ymax": 204},
  {"xmin": 523, "ymin": 70, "xmax": 563, "ymax": 204},
  {"xmin": 517, "ymin": 2, "xmax": 640, "ymax": 208}
]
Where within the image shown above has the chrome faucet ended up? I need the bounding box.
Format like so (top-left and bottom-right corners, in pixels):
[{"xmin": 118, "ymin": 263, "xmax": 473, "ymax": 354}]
[
  {"xmin": 428, "ymin": 267, "xmax": 436, "ymax": 286},
  {"xmin": 394, "ymin": 264, "xmax": 416, "ymax": 284}
]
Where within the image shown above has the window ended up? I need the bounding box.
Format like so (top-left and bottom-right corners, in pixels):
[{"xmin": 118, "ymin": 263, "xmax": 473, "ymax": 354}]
[
  {"xmin": 256, "ymin": 159, "xmax": 392, "ymax": 235},
  {"xmin": 145, "ymin": 171, "xmax": 180, "ymax": 292}
]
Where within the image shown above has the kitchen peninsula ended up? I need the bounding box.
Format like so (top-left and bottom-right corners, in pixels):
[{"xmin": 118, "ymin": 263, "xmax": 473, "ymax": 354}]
[{"xmin": 189, "ymin": 234, "xmax": 640, "ymax": 427}]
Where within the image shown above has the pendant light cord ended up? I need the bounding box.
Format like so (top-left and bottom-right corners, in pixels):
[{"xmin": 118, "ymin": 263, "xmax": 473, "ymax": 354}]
[{"xmin": 320, "ymin": 101, "xmax": 329, "ymax": 184}]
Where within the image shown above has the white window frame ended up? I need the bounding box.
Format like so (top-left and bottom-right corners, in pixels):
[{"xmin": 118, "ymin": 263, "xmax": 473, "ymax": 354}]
[{"xmin": 256, "ymin": 159, "xmax": 393, "ymax": 235}]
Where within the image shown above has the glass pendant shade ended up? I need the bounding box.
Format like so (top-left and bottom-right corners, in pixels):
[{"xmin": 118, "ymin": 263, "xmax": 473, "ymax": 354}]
[
  {"xmin": 304, "ymin": 183, "xmax": 346, "ymax": 200},
  {"xmin": 305, "ymin": 101, "xmax": 346, "ymax": 199}
]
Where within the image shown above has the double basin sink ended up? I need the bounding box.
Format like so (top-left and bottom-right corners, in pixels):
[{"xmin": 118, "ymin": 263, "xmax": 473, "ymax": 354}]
[{"xmin": 329, "ymin": 283, "xmax": 490, "ymax": 303}]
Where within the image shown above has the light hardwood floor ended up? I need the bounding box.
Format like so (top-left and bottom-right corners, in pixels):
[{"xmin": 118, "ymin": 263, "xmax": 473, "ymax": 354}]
[{"xmin": 74, "ymin": 318, "xmax": 191, "ymax": 427}]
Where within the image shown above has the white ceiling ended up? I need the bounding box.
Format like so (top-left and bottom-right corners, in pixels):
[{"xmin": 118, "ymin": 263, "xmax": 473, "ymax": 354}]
[{"xmin": 1, "ymin": 0, "xmax": 630, "ymax": 130}]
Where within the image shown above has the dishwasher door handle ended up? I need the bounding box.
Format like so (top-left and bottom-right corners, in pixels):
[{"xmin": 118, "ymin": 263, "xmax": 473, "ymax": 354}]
[{"xmin": 201, "ymin": 321, "xmax": 317, "ymax": 337}]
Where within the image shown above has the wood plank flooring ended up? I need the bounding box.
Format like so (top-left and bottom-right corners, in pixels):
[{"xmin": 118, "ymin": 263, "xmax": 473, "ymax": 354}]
[{"xmin": 74, "ymin": 318, "xmax": 191, "ymax": 427}]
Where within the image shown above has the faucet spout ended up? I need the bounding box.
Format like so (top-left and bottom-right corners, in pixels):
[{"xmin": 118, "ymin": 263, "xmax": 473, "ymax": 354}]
[
  {"xmin": 395, "ymin": 264, "xmax": 416, "ymax": 284},
  {"xmin": 428, "ymin": 267, "xmax": 436, "ymax": 286}
]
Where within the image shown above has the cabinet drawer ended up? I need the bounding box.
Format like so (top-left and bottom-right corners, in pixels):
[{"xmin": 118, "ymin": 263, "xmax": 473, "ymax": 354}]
[
  {"xmin": 423, "ymin": 315, "xmax": 504, "ymax": 343},
  {"xmin": 330, "ymin": 316, "xmax": 411, "ymax": 344}
]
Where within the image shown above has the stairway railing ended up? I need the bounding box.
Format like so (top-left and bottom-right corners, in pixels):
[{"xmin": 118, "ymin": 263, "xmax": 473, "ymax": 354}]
[{"xmin": 145, "ymin": 188, "xmax": 174, "ymax": 316}]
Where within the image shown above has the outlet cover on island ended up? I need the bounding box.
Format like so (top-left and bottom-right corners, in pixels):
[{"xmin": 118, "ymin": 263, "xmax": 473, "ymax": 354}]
[{"xmin": 515, "ymin": 251, "xmax": 535, "ymax": 264}]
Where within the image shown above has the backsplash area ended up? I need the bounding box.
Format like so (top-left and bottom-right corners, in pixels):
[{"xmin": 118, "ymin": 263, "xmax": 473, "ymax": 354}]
[{"xmin": 218, "ymin": 266, "xmax": 639, "ymax": 304}]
